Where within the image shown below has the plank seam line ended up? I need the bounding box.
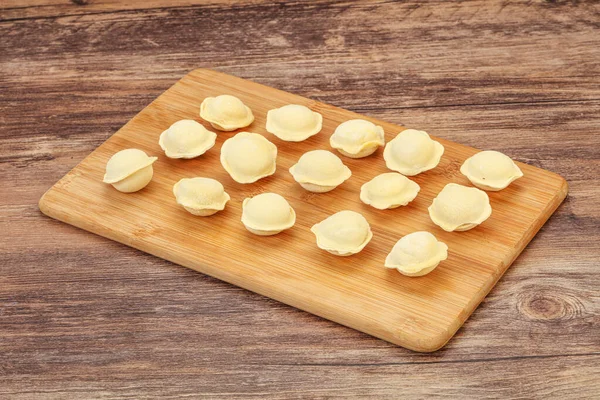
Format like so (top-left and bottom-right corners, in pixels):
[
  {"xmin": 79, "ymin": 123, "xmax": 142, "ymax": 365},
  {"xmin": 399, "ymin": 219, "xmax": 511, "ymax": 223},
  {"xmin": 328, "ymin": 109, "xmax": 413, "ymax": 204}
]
[
  {"xmin": 255, "ymin": 352, "xmax": 600, "ymax": 367},
  {"xmin": 354, "ymin": 97, "xmax": 600, "ymax": 112},
  {"xmin": 1, "ymin": 85, "xmax": 598, "ymax": 113},
  {"xmin": 0, "ymin": 0, "xmax": 354, "ymax": 24}
]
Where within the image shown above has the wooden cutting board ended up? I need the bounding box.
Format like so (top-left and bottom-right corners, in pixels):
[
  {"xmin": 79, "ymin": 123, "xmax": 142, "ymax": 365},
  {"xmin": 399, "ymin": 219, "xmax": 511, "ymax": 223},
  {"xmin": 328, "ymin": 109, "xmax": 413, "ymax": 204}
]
[{"xmin": 39, "ymin": 69, "xmax": 568, "ymax": 352}]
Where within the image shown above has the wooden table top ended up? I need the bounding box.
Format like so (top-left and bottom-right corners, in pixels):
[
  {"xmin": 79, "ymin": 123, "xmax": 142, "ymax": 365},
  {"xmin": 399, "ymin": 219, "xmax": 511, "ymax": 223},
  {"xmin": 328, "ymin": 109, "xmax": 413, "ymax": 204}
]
[{"xmin": 1, "ymin": 1, "xmax": 599, "ymax": 398}]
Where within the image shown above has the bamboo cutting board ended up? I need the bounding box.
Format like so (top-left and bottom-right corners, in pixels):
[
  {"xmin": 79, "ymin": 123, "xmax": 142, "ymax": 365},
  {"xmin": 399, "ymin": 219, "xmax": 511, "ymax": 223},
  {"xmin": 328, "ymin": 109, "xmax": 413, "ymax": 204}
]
[{"xmin": 39, "ymin": 69, "xmax": 568, "ymax": 352}]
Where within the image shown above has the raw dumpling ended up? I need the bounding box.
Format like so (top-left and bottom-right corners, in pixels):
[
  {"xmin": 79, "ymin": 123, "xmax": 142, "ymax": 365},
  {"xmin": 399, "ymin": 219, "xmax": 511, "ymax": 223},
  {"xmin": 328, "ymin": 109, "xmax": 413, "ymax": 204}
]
[
  {"xmin": 242, "ymin": 193, "xmax": 296, "ymax": 236},
  {"xmin": 384, "ymin": 231, "xmax": 448, "ymax": 277},
  {"xmin": 330, "ymin": 119, "xmax": 385, "ymax": 158},
  {"xmin": 360, "ymin": 172, "xmax": 420, "ymax": 209},
  {"xmin": 200, "ymin": 94, "xmax": 254, "ymax": 131},
  {"xmin": 266, "ymin": 104, "xmax": 322, "ymax": 142},
  {"xmin": 159, "ymin": 119, "xmax": 217, "ymax": 159},
  {"xmin": 383, "ymin": 129, "xmax": 444, "ymax": 176},
  {"xmin": 289, "ymin": 150, "xmax": 352, "ymax": 193},
  {"xmin": 460, "ymin": 150, "xmax": 524, "ymax": 191},
  {"xmin": 220, "ymin": 132, "xmax": 277, "ymax": 183},
  {"xmin": 310, "ymin": 210, "xmax": 373, "ymax": 256},
  {"xmin": 173, "ymin": 177, "xmax": 230, "ymax": 216},
  {"xmin": 103, "ymin": 148, "xmax": 157, "ymax": 193},
  {"xmin": 428, "ymin": 183, "xmax": 492, "ymax": 232}
]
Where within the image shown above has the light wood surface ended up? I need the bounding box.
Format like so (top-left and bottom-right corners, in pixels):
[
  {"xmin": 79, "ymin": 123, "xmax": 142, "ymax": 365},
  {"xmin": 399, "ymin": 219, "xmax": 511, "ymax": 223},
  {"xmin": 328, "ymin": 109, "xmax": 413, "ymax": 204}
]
[
  {"xmin": 2, "ymin": 0, "xmax": 599, "ymax": 398},
  {"xmin": 39, "ymin": 69, "xmax": 567, "ymax": 352}
]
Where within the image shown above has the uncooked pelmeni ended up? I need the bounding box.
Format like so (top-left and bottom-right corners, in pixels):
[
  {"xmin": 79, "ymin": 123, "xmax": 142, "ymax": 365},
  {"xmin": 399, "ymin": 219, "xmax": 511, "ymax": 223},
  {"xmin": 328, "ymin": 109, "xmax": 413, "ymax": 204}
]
[
  {"xmin": 383, "ymin": 129, "xmax": 444, "ymax": 176},
  {"xmin": 172, "ymin": 177, "xmax": 230, "ymax": 216},
  {"xmin": 289, "ymin": 150, "xmax": 352, "ymax": 193},
  {"xmin": 330, "ymin": 119, "xmax": 385, "ymax": 158},
  {"xmin": 384, "ymin": 231, "xmax": 448, "ymax": 277},
  {"xmin": 241, "ymin": 193, "xmax": 296, "ymax": 236},
  {"xmin": 428, "ymin": 183, "xmax": 492, "ymax": 232},
  {"xmin": 220, "ymin": 132, "xmax": 277, "ymax": 183},
  {"xmin": 360, "ymin": 172, "xmax": 420, "ymax": 210},
  {"xmin": 310, "ymin": 210, "xmax": 373, "ymax": 256},
  {"xmin": 159, "ymin": 119, "xmax": 217, "ymax": 159},
  {"xmin": 266, "ymin": 104, "xmax": 322, "ymax": 142},
  {"xmin": 103, "ymin": 148, "xmax": 157, "ymax": 193},
  {"xmin": 200, "ymin": 94, "xmax": 254, "ymax": 131},
  {"xmin": 460, "ymin": 150, "xmax": 523, "ymax": 191}
]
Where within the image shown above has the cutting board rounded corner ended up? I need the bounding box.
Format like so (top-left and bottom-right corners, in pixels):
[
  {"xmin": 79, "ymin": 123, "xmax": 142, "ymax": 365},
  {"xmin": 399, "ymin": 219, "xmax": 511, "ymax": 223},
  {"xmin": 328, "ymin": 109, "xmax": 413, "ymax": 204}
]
[
  {"xmin": 558, "ymin": 175, "xmax": 569, "ymax": 200},
  {"xmin": 38, "ymin": 188, "xmax": 56, "ymax": 218},
  {"xmin": 397, "ymin": 328, "xmax": 455, "ymax": 353}
]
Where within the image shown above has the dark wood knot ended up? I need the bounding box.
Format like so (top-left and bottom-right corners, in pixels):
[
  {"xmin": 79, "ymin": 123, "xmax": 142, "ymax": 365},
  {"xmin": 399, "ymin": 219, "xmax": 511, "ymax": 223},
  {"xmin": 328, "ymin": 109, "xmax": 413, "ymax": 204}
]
[{"xmin": 516, "ymin": 288, "xmax": 585, "ymax": 321}]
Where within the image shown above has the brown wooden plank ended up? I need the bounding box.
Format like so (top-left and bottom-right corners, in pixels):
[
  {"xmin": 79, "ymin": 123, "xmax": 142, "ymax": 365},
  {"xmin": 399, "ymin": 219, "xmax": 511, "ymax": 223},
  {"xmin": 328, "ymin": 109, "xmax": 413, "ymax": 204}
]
[
  {"xmin": 1, "ymin": 353, "xmax": 598, "ymax": 398},
  {"xmin": 0, "ymin": 0, "xmax": 271, "ymax": 20},
  {"xmin": 2, "ymin": 0, "xmax": 600, "ymax": 108}
]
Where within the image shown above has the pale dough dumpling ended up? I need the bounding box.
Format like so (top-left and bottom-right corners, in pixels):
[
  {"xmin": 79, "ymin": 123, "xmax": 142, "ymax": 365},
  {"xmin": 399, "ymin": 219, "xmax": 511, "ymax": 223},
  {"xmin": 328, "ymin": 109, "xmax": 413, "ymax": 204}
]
[
  {"xmin": 460, "ymin": 150, "xmax": 524, "ymax": 191},
  {"xmin": 173, "ymin": 177, "xmax": 230, "ymax": 216},
  {"xmin": 241, "ymin": 193, "xmax": 296, "ymax": 236},
  {"xmin": 103, "ymin": 148, "xmax": 157, "ymax": 193},
  {"xmin": 310, "ymin": 210, "xmax": 373, "ymax": 256},
  {"xmin": 385, "ymin": 231, "xmax": 448, "ymax": 277},
  {"xmin": 159, "ymin": 119, "xmax": 217, "ymax": 159},
  {"xmin": 266, "ymin": 104, "xmax": 323, "ymax": 142},
  {"xmin": 330, "ymin": 119, "xmax": 385, "ymax": 158},
  {"xmin": 360, "ymin": 172, "xmax": 420, "ymax": 210},
  {"xmin": 220, "ymin": 132, "xmax": 277, "ymax": 184},
  {"xmin": 200, "ymin": 94, "xmax": 254, "ymax": 131},
  {"xmin": 428, "ymin": 183, "xmax": 492, "ymax": 232},
  {"xmin": 289, "ymin": 150, "xmax": 352, "ymax": 193},
  {"xmin": 383, "ymin": 129, "xmax": 444, "ymax": 176}
]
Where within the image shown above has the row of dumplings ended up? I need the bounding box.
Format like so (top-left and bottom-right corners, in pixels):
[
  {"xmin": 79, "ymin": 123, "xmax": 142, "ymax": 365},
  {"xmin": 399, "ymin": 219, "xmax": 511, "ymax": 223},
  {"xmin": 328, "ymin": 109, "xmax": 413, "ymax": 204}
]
[
  {"xmin": 175, "ymin": 182, "xmax": 445, "ymax": 277},
  {"xmin": 102, "ymin": 94, "xmax": 524, "ymax": 276}
]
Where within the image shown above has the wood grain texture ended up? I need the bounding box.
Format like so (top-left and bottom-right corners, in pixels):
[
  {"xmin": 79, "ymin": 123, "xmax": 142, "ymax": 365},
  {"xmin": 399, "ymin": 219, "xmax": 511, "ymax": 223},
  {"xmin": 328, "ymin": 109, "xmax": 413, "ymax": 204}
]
[
  {"xmin": 1, "ymin": 0, "xmax": 599, "ymax": 398},
  {"xmin": 38, "ymin": 68, "xmax": 568, "ymax": 352},
  {"xmin": 2, "ymin": 1, "xmax": 600, "ymax": 108}
]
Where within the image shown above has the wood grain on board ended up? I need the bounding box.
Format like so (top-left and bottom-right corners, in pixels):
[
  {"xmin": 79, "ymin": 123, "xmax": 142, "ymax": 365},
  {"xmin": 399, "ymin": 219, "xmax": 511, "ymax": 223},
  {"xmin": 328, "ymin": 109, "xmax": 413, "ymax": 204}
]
[{"xmin": 1, "ymin": 0, "xmax": 599, "ymax": 398}]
